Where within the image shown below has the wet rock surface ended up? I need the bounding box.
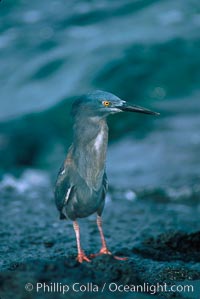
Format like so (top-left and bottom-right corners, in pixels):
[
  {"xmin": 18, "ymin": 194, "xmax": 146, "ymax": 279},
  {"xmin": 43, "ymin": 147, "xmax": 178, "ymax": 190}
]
[
  {"xmin": 134, "ymin": 231, "xmax": 200, "ymax": 262},
  {"xmin": 0, "ymin": 173, "xmax": 200, "ymax": 299}
]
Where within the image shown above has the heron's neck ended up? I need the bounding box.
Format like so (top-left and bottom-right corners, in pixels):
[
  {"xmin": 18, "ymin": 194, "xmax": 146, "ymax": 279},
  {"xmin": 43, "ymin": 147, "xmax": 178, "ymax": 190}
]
[{"xmin": 72, "ymin": 116, "xmax": 108, "ymax": 189}]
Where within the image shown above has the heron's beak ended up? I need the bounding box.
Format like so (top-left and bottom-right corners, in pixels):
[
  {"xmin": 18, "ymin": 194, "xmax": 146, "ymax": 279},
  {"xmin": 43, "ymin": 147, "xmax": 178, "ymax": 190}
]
[{"xmin": 117, "ymin": 103, "xmax": 160, "ymax": 116}]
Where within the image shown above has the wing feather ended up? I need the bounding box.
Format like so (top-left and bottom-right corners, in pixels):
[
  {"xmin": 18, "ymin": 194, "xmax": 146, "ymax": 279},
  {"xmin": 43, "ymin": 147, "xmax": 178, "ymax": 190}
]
[{"xmin": 54, "ymin": 165, "xmax": 74, "ymax": 219}]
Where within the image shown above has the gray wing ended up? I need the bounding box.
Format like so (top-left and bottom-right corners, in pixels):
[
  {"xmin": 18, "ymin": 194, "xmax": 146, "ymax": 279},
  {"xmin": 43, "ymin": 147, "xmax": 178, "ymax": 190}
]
[
  {"xmin": 97, "ymin": 172, "xmax": 108, "ymax": 216},
  {"xmin": 54, "ymin": 165, "xmax": 74, "ymax": 219},
  {"xmin": 102, "ymin": 172, "xmax": 108, "ymax": 199}
]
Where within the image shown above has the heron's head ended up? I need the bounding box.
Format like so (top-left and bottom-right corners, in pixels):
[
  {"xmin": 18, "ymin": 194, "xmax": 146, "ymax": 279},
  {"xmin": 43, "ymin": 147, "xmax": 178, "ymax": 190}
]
[{"xmin": 72, "ymin": 90, "xmax": 159, "ymax": 119}]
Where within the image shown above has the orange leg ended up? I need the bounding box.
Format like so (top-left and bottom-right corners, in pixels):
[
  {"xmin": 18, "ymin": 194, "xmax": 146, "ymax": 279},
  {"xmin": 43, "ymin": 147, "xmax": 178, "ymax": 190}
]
[
  {"xmin": 90, "ymin": 216, "xmax": 127, "ymax": 261},
  {"xmin": 73, "ymin": 221, "xmax": 91, "ymax": 263}
]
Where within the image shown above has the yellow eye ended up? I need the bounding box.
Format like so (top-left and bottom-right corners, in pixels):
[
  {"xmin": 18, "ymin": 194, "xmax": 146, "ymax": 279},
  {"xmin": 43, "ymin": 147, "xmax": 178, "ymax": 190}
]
[{"xmin": 102, "ymin": 100, "xmax": 110, "ymax": 107}]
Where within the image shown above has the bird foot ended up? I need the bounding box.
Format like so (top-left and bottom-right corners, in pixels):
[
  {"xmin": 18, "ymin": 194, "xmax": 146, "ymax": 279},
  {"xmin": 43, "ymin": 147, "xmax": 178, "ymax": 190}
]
[
  {"xmin": 90, "ymin": 247, "xmax": 128, "ymax": 261},
  {"xmin": 76, "ymin": 252, "xmax": 91, "ymax": 263},
  {"xmin": 90, "ymin": 247, "xmax": 112, "ymax": 258}
]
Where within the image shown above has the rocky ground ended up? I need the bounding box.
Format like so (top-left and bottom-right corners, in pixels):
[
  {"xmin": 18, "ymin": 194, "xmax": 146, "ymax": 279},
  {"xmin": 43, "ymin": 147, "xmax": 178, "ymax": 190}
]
[{"xmin": 0, "ymin": 171, "xmax": 199, "ymax": 299}]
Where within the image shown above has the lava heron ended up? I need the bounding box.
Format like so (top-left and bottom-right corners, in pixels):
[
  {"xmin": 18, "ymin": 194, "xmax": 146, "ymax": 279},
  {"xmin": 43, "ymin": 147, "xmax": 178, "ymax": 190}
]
[{"xmin": 55, "ymin": 90, "xmax": 159, "ymax": 263}]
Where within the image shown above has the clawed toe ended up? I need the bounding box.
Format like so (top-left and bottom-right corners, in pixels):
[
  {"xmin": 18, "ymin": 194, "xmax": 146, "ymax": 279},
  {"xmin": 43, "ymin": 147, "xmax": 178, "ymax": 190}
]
[
  {"xmin": 77, "ymin": 252, "xmax": 91, "ymax": 263},
  {"xmin": 90, "ymin": 247, "xmax": 127, "ymax": 261},
  {"xmin": 90, "ymin": 247, "xmax": 111, "ymax": 258},
  {"xmin": 113, "ymin": 255, "xmax": 128, "ymax": 261}
]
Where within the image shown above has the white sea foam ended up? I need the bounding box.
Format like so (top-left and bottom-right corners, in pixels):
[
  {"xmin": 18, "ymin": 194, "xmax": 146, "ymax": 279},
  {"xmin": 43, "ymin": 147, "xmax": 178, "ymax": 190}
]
[{"xmin": 0, "ymin": 170, "xmax": 51, "ymax": 195}]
